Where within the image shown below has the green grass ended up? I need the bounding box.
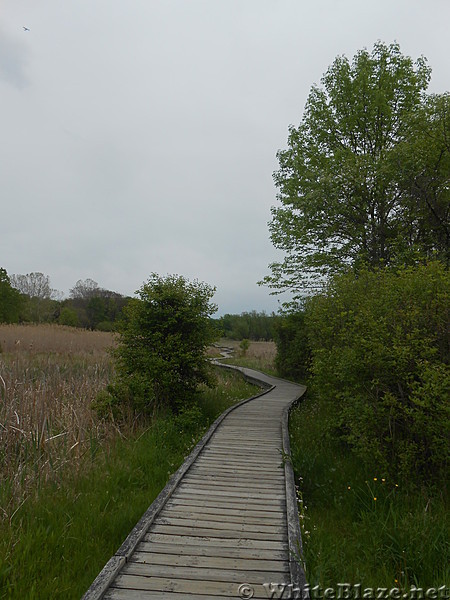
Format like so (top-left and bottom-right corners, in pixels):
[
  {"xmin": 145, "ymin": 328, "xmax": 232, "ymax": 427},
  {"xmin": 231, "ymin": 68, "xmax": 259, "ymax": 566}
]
[
  {"xmin": 0, "ymin": 368, "xmax": 257, "ymax": 600},
  {"xmin": 290, "ymin": 389, "xmax": 449, "ymax": 589}
]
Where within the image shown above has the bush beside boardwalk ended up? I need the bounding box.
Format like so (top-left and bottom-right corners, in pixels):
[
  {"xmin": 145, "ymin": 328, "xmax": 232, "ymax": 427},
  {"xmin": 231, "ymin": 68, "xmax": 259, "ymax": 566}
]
[{"xmin": 273, "ymin": 264, "xmax": 449, "ymax": 588}]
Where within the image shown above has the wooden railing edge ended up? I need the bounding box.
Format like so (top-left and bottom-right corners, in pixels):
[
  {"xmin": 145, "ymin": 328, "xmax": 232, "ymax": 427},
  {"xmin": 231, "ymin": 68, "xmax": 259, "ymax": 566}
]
[{"xmin": 282, "ymin": 387, "xmax": 308, "ymax": 593}]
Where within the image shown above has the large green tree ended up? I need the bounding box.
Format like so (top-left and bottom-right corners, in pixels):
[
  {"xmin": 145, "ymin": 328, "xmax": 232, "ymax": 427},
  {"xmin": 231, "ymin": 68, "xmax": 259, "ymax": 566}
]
[
  {"xmin": 264, "ymin": 42, "xmax": 448, "ymax": 296},
  {"xmin": 108, "ymin": 274, "xmax": 218, "ymax": 415},
  {"xmin": 395, "ymin": 92, "xmax": 450, "ymax": 263}
]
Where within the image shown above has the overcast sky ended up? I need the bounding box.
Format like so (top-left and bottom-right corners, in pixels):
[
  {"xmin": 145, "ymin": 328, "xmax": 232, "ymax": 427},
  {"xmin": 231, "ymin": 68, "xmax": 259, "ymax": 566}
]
[{"xmin": 1, "ymin": 1, "xmax": 449, "ymax": 314}]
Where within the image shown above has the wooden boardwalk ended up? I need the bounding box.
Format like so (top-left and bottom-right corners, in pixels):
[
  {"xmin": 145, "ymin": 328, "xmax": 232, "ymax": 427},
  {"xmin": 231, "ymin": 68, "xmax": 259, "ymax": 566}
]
[{"xmin": 83, "ymin": 366, "xmax": 307, "ymax": 600}]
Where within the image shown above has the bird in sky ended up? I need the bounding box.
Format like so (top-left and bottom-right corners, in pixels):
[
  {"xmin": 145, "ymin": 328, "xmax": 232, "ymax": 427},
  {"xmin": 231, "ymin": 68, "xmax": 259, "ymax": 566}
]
[{"xmin": 23, "ymin": 26, "xmax": 30, "ymax": 31}]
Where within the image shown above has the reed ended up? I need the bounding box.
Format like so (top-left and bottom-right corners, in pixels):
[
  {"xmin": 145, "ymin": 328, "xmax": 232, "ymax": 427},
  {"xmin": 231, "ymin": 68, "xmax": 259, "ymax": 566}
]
[{"xmin": 0, "ymin": 324, "xmax": 117, "ymax": 517}]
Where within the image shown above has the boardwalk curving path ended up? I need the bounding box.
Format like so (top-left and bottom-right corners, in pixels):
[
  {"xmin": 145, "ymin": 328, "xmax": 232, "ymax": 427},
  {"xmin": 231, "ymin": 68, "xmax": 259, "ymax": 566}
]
[{"xmin": 83, "ymin": 364, "xmax": 307, "ymax": 600}]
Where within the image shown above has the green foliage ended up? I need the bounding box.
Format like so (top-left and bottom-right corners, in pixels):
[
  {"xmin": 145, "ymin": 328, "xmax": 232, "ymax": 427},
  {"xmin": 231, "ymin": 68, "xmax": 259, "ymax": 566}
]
[
  {"xmin": 305, "ymin": 262, "xmax": 449, "ymax": 483},
  {"xmin": 105, "ymin": 274, "xmax": 218, "ymax": 415},
  {"xmin": 239, "ymin": 338, "xmax": 250, "ymax": 356},
  {"xmin": 0, "ymin": 268, "xmax": 23, "ymax": 324},
  {"xmin": 58, "ymin": 307, "xmax": 79, "ymax": 327},
  {"xmin": 217, "ymin": 310, "xmax": 277, "ymax": 340},
  {"xmin": 273, "ymin": 311, "xmax": 311, "ymax": 381},
  {"xmin": 263, "ymin": 42, "xmax": 449, "ymax": 296},
  {"xmin": 19, "ymin": 297, "xmax": 59, "ymax": 323},
  {"xmin": 395, "ymin": 92, "xmax": 450, "ymax": 264},
  {"xmin": 95, "ymin": 321, "xmax": 115, "ymax": 332},
  {"xmin": 66, "ymin": 290, "xmax": 129, "ymax": 330},
  {"xmin": 9, "ymin": 272, "xmax": 61, "ymax": 323}
]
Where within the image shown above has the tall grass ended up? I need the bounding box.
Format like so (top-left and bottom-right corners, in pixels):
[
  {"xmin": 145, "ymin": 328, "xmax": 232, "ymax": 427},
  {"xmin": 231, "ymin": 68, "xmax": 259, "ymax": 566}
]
[
  {"xmin": 0, "ymin": 324, "xmax": 117, "ymax": 517},
  {"xmin": 290, "ymin": 389, "xmax": 449, "ymax": 589},
  {"xmin": 0, "ymin": 324, "xmax": 258, "ymax": 599}
]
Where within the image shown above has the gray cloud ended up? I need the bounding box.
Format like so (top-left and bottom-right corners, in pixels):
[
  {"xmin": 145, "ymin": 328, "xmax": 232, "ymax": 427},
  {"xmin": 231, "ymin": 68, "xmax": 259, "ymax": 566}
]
[{"xmin": 0, "ymin": 27, "xmax": 30, "ymax": 89}]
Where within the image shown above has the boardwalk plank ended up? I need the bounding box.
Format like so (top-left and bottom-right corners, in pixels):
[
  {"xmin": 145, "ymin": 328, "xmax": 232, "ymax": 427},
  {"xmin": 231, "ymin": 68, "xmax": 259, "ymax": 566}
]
[
  {"xmin": 182, "ymin": 475, "xmax": 284, "ymax": 487},
  {"xmin": 160, "ymin": 508, "xmax": 285, "ymax": 524},
  {"xmin": 150, "ymin": 524, "xmax": 287, "ymax": 541},
  {"xmin": 165, "ymin": 497, "xmax": 284, "ymax": 511},
  {"xmin": 111, "ymin": 574, "xmax": 277, "ymax": 597},
  {"xmin": 131, "ymin": 551, "xmax": 288, "ymax": 571},
  {"xmin": 143, "ymin": 532, "xmax": 288, "ymax": 550},
  {"xmin": 136, "ymin": 541, "xmax": 287, "ymax": 560},
  {"xmin": 121, "ymin": 561, "xmax": 288, "ymax": 582},
  {"xmin": 104, "ymin": 590, "xmax": 270, "ymax": 600},
  {"xmin": 174, "ymin": 485, "xmax": 284, "ymax": 499},
  {"xmin": 164, "ymin": 497, "xmax": 286, "ymax": 513},
  {"xmin": 157, "ymin": 516, "xmax": 285, "ymax": 534}
]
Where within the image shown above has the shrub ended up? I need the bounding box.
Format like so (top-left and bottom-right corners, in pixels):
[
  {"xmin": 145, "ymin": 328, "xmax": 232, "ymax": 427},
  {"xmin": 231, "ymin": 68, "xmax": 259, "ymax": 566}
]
[
  {"xmin": 239, "ymin": 338, "xmax": 250, "ymax": 356},
  {"xmin": 273, "ymin": 311, "xmax": 311, "ymax": 381},
  {"xmin": 305, "ymin": 262, "xmax": 449, "ymax": 484},
  {"xmin": 100, "ymin": 274, "xmax": 218, "ymax": 416},
  {"xmin": 58, "ymin": 307, "xmax": 79, "ymax": 327},
  {"xmin": 96, "ymin": 321, "xmax": 115, "ymax": 332}
]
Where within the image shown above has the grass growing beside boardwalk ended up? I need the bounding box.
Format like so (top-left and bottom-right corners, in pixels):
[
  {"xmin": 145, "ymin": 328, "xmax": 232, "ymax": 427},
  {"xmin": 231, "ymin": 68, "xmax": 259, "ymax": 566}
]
[
  {"xmin": 0, "ymin": 324, "xmax": 258, "ymax": 599},
  {"xmin": 289, "ymin": 390, "xmax": 449, "ymax": 589},
  {"xmin": 1, "ymin": 368, "xmax": 257, "ymax": 600}
]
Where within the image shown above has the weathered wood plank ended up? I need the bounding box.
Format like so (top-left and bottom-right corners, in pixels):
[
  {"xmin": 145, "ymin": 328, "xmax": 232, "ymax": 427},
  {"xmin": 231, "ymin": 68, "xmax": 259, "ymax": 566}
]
[
  {"xmin": 182, "ymin": 474, "xmax": 284, "ymax": 487},
  {"xmin": 171, "ymin": 496, "xmax": 285, "ymax": 511},
  {"xmin": 195, "ymin": 458, "xmax": 280, "ymax": 469},
  {"xmin": 144, "ymin": 532, "xmax": 288, "ymax": 550},
  {"xmin": 161, "ymin": 508, "xmax": 285, "ymax": 524},
  {"xmin": 176, "ymin": 482, "xmax": 284, "ymax": 496},
  {"xmin": 166, "ymin": 496, "xmax": 285, "ymax": 511},
  {"xmin": 150, "ymin": 524, "xmax": 287, "ymax": 541},
  {"xmin": 136, "ymin": 540, "xmax": 288, "ymax": 560},
  {"xmin": 173, "ymin": 486, "xmax": 285, "ymax": 500},
  {"xmin": 182, "ymin": 474, "xmax": 284, "ymax": 486},
  {"xmin": 205, "ymin": 440, "xmax": 280, "ymax": 448},
  {"xmin": 111, "ymin": 574, "xmax": 278, "ymax": 597},
  {"xmin": 122, "ymin": 561, "xmax": 288, "ymax": 583},
  {"xmin": 104, "ymin": 590, "xmax": 270, "ymax": 600},
  {"xmin": 187, "ymin": 467, "xmax": 284, "ymax": 480},
  {"xmin": 188, "ymin": 464, "xmax": 281, "ymax": 476},
  {"xmin": 157, "ymin": 516, "xmax": 285, "ymax": 534},
  {"xmin": 164, "ymin": 499, "xmax": 286, "ymax": 516},
  {"xmin": 130, "ymin": 550, "xmax": 288, "ymax": 571}
]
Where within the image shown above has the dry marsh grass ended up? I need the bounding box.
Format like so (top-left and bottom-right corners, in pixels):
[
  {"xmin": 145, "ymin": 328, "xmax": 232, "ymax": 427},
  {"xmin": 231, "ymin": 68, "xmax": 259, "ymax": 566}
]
[
  {"xmin": 0, "ymin": 325, "xmax": 276, "ymax": 520},
  {"xmin": 0, "ymin": 322, "xmax": 115, "ymax": 354},
  {"xmin": 0, "ymin": 324, "xmax": 117, "ymax": 517}
]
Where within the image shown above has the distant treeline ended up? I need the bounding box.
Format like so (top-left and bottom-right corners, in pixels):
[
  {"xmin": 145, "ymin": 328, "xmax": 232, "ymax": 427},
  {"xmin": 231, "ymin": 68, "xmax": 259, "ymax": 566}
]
[
  {"xmin": 0, "ymin": 270, "xmax": 130, "ymax": 330},
  {"xmin": 1, "ymin": 270, "xmax": 278, "ymax": 338},
  {"xmin": 215, "ymin": 311, "xmax": 277, "ymax": 341}
]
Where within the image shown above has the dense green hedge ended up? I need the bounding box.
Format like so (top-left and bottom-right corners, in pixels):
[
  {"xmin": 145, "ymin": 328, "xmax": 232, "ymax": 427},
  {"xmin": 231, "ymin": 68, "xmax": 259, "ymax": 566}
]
[
  {"xmin": 273, "ymin": 311, "xmax": 311, "ymax": 381},
  {"xmin": 278, "ymin": 262, "xmax": 449, "ymax": 485}
]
